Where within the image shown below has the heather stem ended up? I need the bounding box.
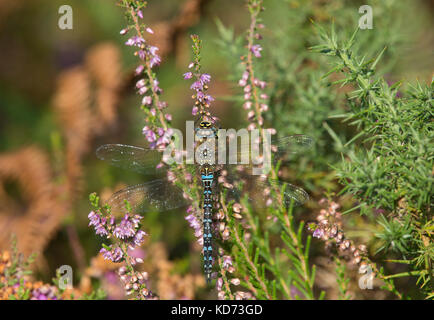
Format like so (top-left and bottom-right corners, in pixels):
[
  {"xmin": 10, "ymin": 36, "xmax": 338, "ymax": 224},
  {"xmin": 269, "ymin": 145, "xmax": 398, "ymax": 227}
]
[{"xmin": 129, "ymin": 6, "xmax": 169, "ymax": 130}]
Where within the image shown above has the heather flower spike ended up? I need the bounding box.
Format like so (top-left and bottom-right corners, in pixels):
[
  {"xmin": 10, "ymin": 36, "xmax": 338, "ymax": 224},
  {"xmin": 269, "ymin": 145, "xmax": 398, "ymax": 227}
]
[
  {"xmin": 88, "ymin": 192, "xmax": 153, "ymax": 299},
  {"xmin": 120, "ymin": 0, "xmax": 173, "ymax": 151},
  {"xmin": 183, "ymin": 34, "xmax": 215, "ymax": 120}
]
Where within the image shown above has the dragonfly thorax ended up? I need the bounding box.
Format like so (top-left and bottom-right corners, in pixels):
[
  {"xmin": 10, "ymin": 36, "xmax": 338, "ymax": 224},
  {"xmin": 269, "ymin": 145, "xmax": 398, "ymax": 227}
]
[{"xmin": 195, "ymin": 120, "xmax": 218, "ymax": 166}]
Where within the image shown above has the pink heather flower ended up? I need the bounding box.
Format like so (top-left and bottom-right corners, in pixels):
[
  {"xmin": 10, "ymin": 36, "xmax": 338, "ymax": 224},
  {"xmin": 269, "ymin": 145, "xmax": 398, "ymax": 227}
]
[
  {"xmin": 137, "ymin": 10, "xmax": 143, "ymax": 19},
  {"xmin": 313, "ymin": 228, "xmax": 324, "ymax": 239},
  {"xmin": 165, "ymin": 113, "xmax": 172, "ymax": 121},
  {"xmin": 238, "ymin": 78, "xmax": 247, "ymax": 87},
  {"xmin": 167, "ymin": 170, "xmax": 175, "ymax": 182},
  {"xmin": 135, "ymin": 65, "xmax": 144, "ymax": 75},
  {"xmin": 142, "ymin": 96, "xmax": 152, "ymax": 105},
  {"xmin": 113, "ymin": 215, "xmax": 136, "ymax": 239},
  {"xmin": 146, "ymin": 27, "xmax": 154, "ymax": 34},
  {"xmin": 192, "ymin": 106, "xmax": 199, "ymax": 115},
  {"xmin": 149, "ymin": 46, "xmax": 159, "ymax": 56},
  {"xmin": 205, "ymin": 95, "xmax": 214, "ymax": 102},
  {"xmin": 185, "ymin": 214, "xmax": 201, "ymax": 231},
  {"xmin": 152, "ymin": 79, "xmax": 162, "ymax": 93},
  {"xmin": 188, "ymin": 62, "xmax": 194, "ymax": 69},
  {"xmin": 200, "ymin": 73, "xmax": 211, "ymax": 83},
  {"xmin": 222, "ymin": 255, "xmax": 233, "ymax": 269},
  {"xmin": 88, "ymin": 211, "xmax": 108, "ymax": 236},
  {"xmin": 156, "ymin": 162, "xmax": 164, "ymax": 169},
  {"xmin": 127, "ymin": 247, "xmax": 146, "ymax": 260},
  {"xmin": 216, "ymin": 278, "xmax": 223, "ymax": 291},
  {"xmin": 138, "ymin": 50, "xmax": 146, "ymax": 60},
  {"xmin": 185, "ymin": 213, "xmax": 195, "ymax": 223},
  {"xmin": 150, "ymin": 55, "xmax": 161, "ymax": 68},
  {"xmin": 165, "ymin": 128, "xmax": 173, "ymax": 137},
  {"xmin": 183, "ymin": 72, "xmax": 193, "ymax": 79},
  {"xmin": 157, "ymin": 101, "xmax": 167, "ymax": 109},
  {"xmin": 138, "ymin": 86, "xmax": 148, "ymax": 95},
  {"xmin": 185, "ymin": 172, "xmax": 192, "ymax": 182},
  {"xmin": 258, "ymin": 80, "xmax": 267, "ymax": 89},
  {"xmin": 144, "ymin": 129, "xmax": 156, "ymax": 143},
  {"xmin": 136, "ymin": 79, "xmax": 146, "ymax": 88},
  {"xmin": 100, "ymin": 246, "xmax": 123, "ymax": 262},
  {"xmin": 251, "ymin": 44, "xmax": 262, "ymax": 58},
  {"xmin": 190, "ymin": 81, "xmax": 203, "ymax": 91},
  {"xmin": 125, "ymin": 36, "xmax": 145, "ymax": 47},
  {"xmin": 243, "ymin": 101, "xmax": 252, "ymax": 110},
  {"xmin": 132, "ymin": 230, "xmax": 147, "ymax": 246},
  {"xmin": 120, "ymin": 28, "xmax": 129, "ymax": 35},
  {"xmin": 156, "ymin": 136, "xmax": 170, "ymax": 147},
  {"xmin": 194, "ymin": 228, "xmax": 203, "ymax": 238}
]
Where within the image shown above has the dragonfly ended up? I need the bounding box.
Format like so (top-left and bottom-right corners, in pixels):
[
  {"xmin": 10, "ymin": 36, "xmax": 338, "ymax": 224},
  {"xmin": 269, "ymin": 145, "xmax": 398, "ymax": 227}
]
[{"xmin": 96, "ymin": 119, "xmax": 313, "ymax": 283}]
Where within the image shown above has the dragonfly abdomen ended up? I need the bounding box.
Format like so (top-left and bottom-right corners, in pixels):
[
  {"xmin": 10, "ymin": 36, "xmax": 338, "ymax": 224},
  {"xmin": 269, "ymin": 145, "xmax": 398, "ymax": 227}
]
[{"xmin": 201, "ymin": 171, "xmax": 214, "ymax": 283}]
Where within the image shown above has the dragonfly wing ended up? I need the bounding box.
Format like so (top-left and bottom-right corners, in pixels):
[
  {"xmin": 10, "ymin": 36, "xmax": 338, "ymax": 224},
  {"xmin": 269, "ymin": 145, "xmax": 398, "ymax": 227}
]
[
  {"xmin": 96, "ymin": 144, "xmax": 165, "ymax": 175},
  {"xmin": 224, "ymin": 178, "xmax": 309, "ymax": 208},
  {"xmin": 106, "ymin": 179, "xmax": 188, "ymax": 215},
  {"xmin": 273, "ymin": 134, "xmax": 314, "ymax": 158},
  {"xmin": 266, "ymin": 179, "xmax": 309, "ymax": 207},
  {"xmin": 225, "ymin": 134, "xmax": 313, "ymax": 169}
]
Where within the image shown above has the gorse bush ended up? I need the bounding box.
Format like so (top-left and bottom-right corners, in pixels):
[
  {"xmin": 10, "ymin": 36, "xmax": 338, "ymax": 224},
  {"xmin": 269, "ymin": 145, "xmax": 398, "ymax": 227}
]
[{"xmin": 311, "ymin": 23, "xmax": 433, "ymax": 296}]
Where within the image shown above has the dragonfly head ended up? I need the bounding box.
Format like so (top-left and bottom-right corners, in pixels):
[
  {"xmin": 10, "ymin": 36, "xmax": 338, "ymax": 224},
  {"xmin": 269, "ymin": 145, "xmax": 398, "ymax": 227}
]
[{"xmin": 195, "ymin": 120, "xmax": 217, "ymax": 139}]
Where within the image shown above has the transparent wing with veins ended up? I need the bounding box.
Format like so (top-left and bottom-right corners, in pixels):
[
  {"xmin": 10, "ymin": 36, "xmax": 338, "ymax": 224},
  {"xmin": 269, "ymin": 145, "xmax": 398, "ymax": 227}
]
[
  {"xmin": 96, "ymin": 144, "xmax": 189, "ymax": 176},
  {"xmin": 106, "ymin": 179, "xmax": 189, "ymax": 215},
  {"xmin": 221, "ymin": 134, "xmax": 313, "ymax": 167},
  {"xmin": 223, "ymin": 178, "xmax": 309, "ymax": 208}
]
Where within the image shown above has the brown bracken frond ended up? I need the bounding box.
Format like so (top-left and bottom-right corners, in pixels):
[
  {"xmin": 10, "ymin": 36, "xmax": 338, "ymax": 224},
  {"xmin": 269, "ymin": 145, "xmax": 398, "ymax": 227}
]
[
  {"xmin": 146, "ymin": 242, "xmax": 205, "ymax": 299},
  {"xmin": 85, "ymin": 42, "xmax": 123, "ymax": 134},
  {"xmin": 53, "ymin": 66, "xmax": 92, "ymax": 198},
  {"xmin": 0, "ymin": 0, "xmax": 24, "ymax": 24},
  {"xmin": 0, "ymin": 147, "xmax": 67, "ymax": 256},
  {"xmin": 148, "ymin": 0, "xmax": 212, "ymax": 60}
]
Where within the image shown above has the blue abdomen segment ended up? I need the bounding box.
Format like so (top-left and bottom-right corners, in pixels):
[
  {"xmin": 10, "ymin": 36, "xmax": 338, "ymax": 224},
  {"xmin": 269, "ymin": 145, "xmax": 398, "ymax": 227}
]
[{"xmin": 201, "ymin": 174, "xmax": 214, "ymax": 283}]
